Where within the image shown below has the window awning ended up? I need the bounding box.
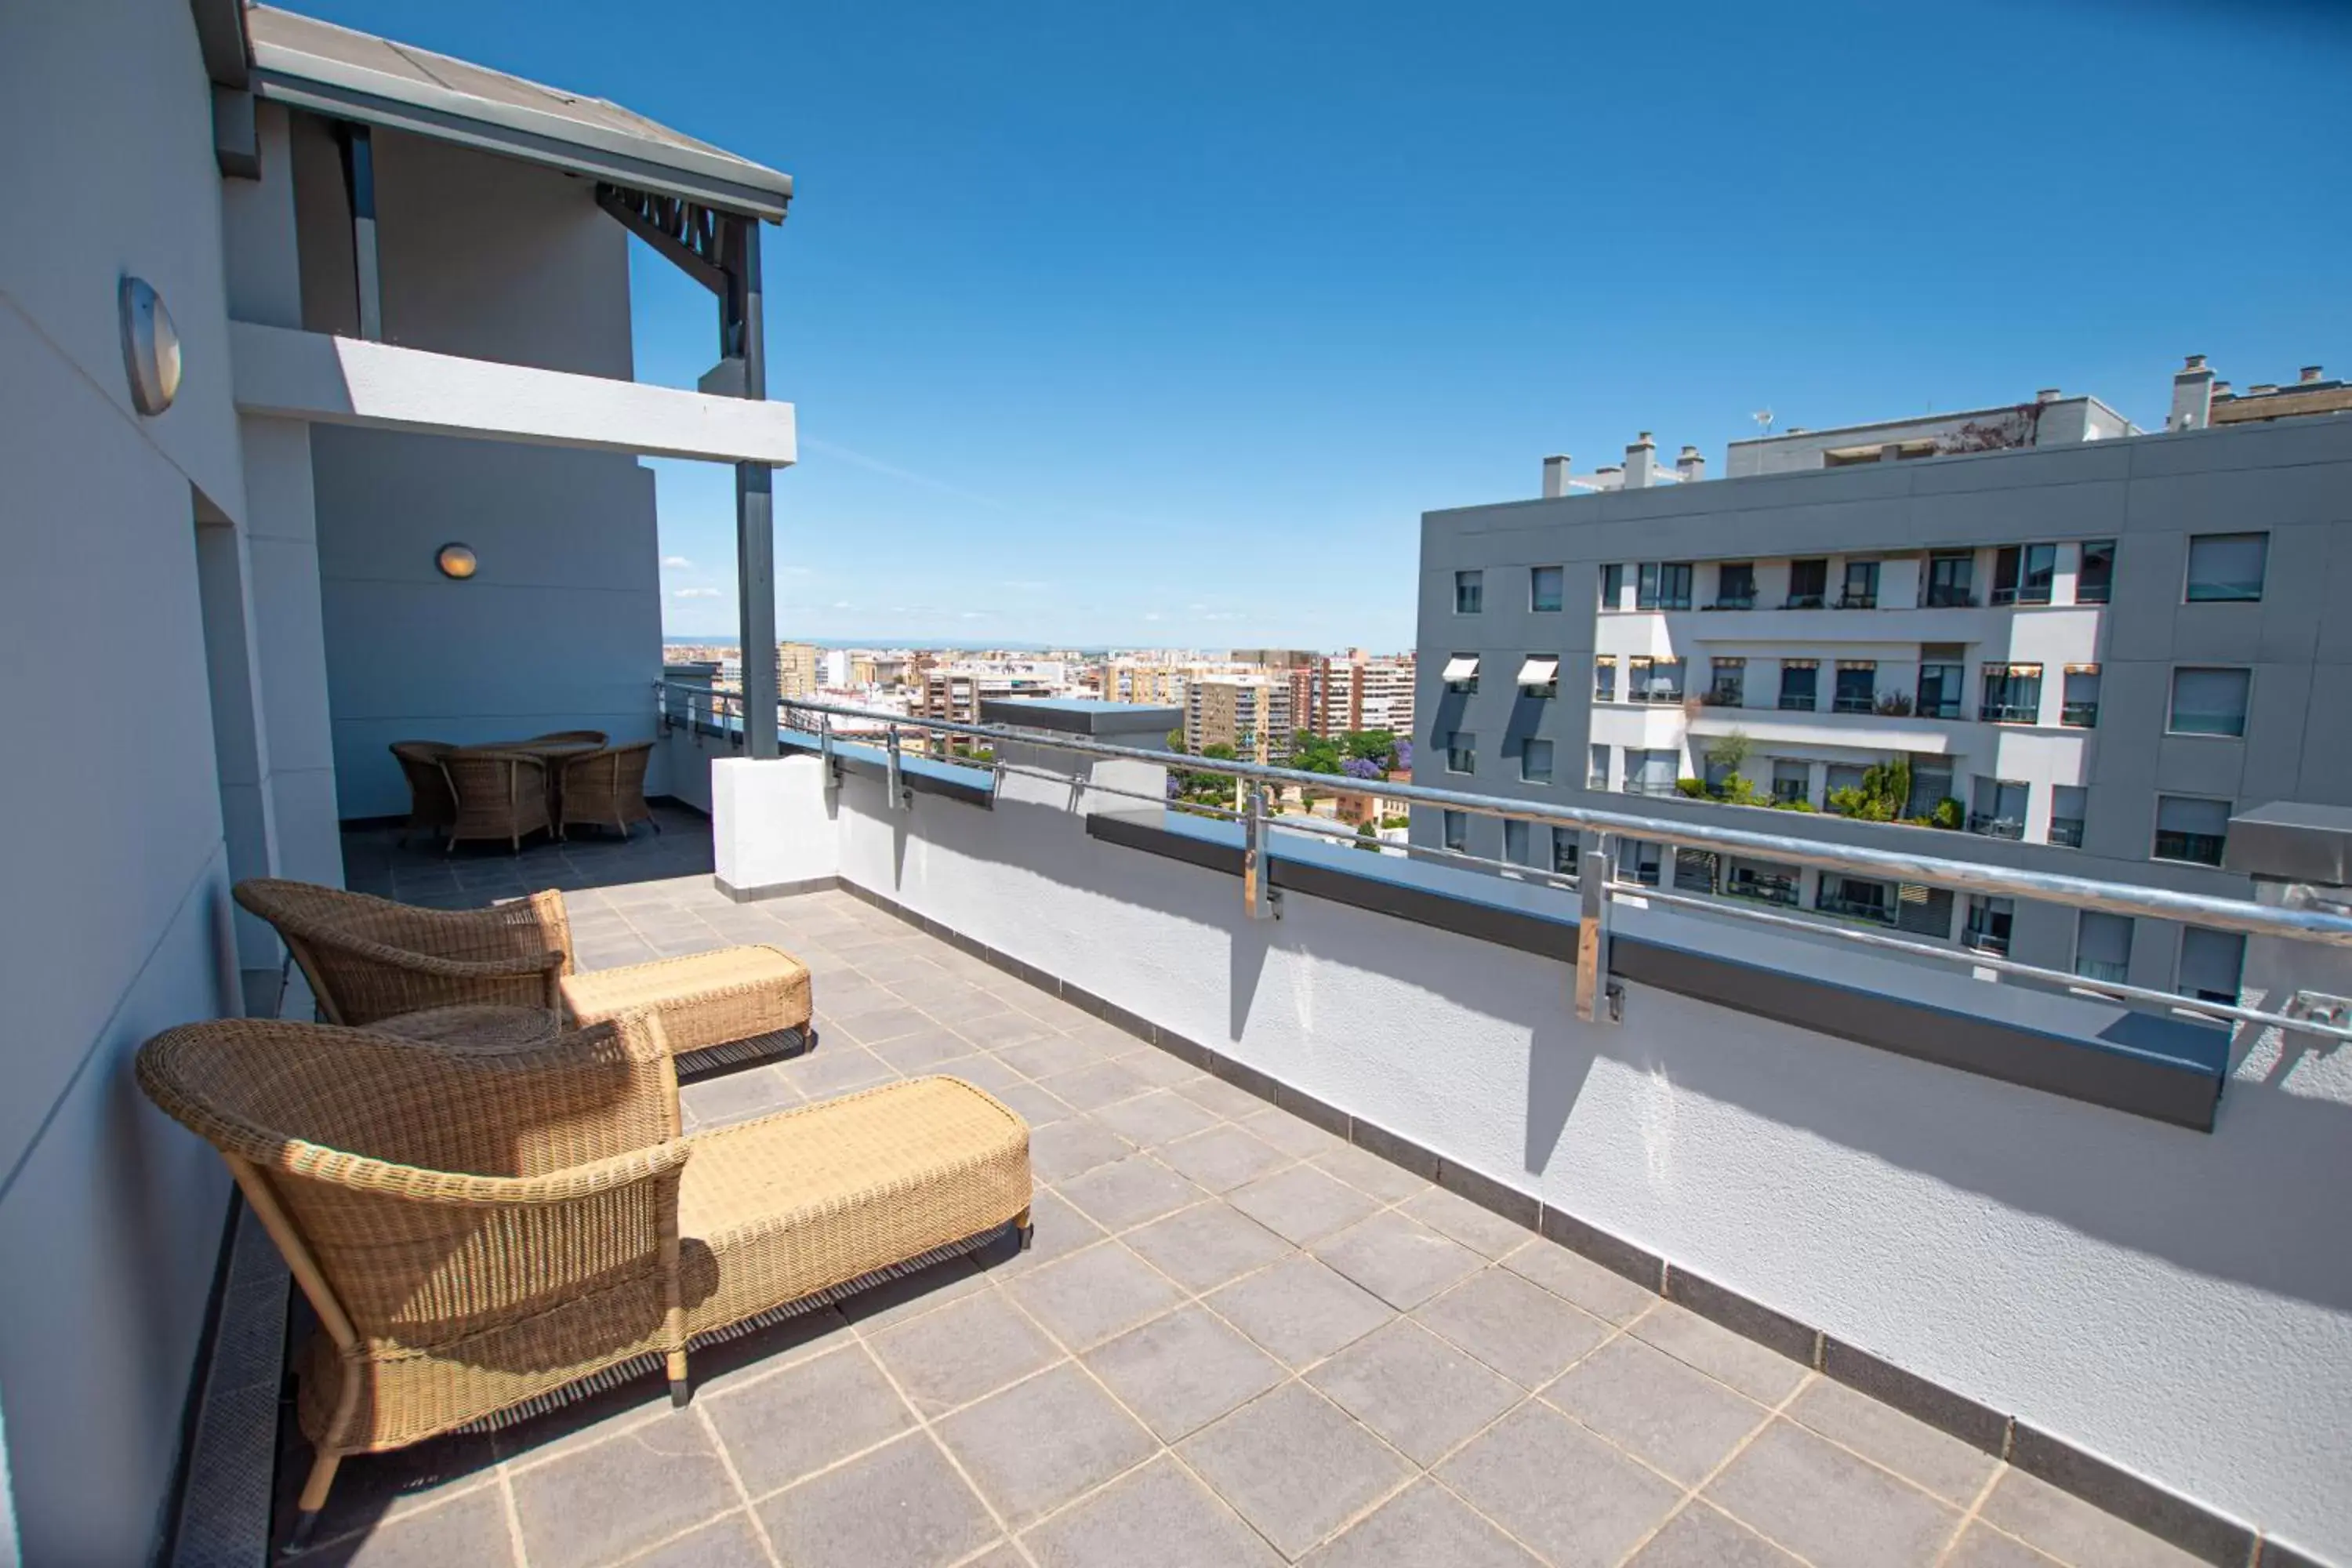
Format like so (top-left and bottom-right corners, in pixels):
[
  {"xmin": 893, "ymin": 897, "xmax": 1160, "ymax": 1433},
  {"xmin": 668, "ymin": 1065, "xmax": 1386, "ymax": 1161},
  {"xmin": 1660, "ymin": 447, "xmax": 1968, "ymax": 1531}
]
[
  {"xmin": 1443, "ymin": 655, "xmax": 1479, "ymax": 683},
  {"xmin": 1516, "ymin": 657, "xmax": 1559, "ymax": 686}
]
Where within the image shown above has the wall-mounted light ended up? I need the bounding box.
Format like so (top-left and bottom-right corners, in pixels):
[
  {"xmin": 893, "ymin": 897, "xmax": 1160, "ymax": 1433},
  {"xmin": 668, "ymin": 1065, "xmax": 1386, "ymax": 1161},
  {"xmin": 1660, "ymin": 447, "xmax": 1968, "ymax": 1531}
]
[
  {"xmin": 118, "ymin": 277, "xmax": 182, "ymax": 416},
  {"xmin": 436, "ymin": 543, "xmax": 478, "ymax": 580}
]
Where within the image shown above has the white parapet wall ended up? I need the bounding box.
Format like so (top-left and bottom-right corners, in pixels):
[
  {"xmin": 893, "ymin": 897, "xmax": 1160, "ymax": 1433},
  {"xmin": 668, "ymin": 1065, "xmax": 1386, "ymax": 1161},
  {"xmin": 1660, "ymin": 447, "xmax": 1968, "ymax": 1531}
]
[{"xmin": 711, "ymin": 745, "xmax": 2352, "ymax": 1559}]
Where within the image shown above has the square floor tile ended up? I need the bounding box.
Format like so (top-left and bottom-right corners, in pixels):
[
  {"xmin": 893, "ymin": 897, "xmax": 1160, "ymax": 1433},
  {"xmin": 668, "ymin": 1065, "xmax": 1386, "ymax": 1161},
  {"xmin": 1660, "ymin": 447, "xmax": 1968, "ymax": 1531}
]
[
  {"xmin": 1311, "ymin": 1212, "xmax": 1486, "ymax": 1310},
  {"xmin": 993, "ymin": 1034, "xmax": 1102, "ymax": 1079},
  {"xmin": 1414, "ymin": 1267, "xmax": 1613, "ymax": 1389},
  {"xmin": 1704, "ymin": 1420, "xmax": 1960, "ymax": 1568},
  {"xmin": 1039, "ymin": 1060, "xmax": 1154, "ymax": 1112},
  {"xmin": 1122, "ymin": 1202, "xmax": 1293, "ymax": 1294},
  {"xmin": 1301, "ymin": 1482, "xmax": 1541, "ymax": 1568},
  {"xmin": 1170, "ymin": 1074, "xmax": 1268, "ymax": 1119},
  {"xmin": 1206, "ymin": 1253, "xmax": 1396, "ymax": 1368},
  {"xmin": 613, "ymin": 1511, "xmax": 773, "ymax": 1568},
  {"xmin": 1787, "ymin": 1378, "xmax": 1998, "ymax": 1506},
  {"xmin": 289, "ymin": 1487, "xmax": 518, "ymax": 1567},
  {"xmin": 838, "ymin": 1005, "xmax": 929, "ymax": 1045},
  {"xmin": 758, "ymin": 1432, "xmax": 998, "ymax": 1568},
  {"xmin": 297, "ymin": 1430, "xmax": 498, "ymax": 1547},
  {"xmin": 981, "ymin": 1080, "xmax": 1078, "ymax": 1131},
  {"xmin": 868, "ymin": 1290, "xmax": 1063, "ymax": 1417},
  {"xmin": 1089, "ymin": 1090, "xmax": 1225, "ymax": 1149},
  {"xmin": 1178, "ymin": 1383, "xmax": 1414, "ymax": 1559},
  {"xmin": 1398, "ymin": 1186, "xmax": 1537, "ymax": 1259},
  {"xmin": 789, "ymin": 1046, "xmax": 899, "ymax": 1099},
  {"xmin": 977, "ymin": 1188, "xmax": 1104, "ymax": 1280},
  {"xmin": 934, "ymin": 1363, "xmax": 1158, "ymax": 1530},
  {"xmin": 1156, "ymin": 1125, "xmax": 1294, "ymax": 1192},
  {"xmin": 1976, "ymin": 1470, "xmax": 2206, "ymax": 1568},
  {"xmin": 1021, "ymin": 1455, "xmax": 1282, "ymax": 1568},
  {"xmin": 1306, "ymin": 1319, "xmax": 1523, "ymax": 1466},
  {"xmin": 1227, "ymin": 1164, "xmax": 1384, "ymax": 1244},
  {"xmin": 1238, "ymin": 1107, "xmax": 1350, "ymax": 1160},
  {"xmin": 1632, "ymin": 1302, "xmax": 1807, "ymax": 1404},
  {"xmin": 702, "ymin": 1345, "xmax": 916, "ymax": 1494},
  {"xmin": 1503, "ymin": 1237, "xmax": 1658, "ymax": 1325},
  {"xmin": 1624, "ymin": 1503, "xmax": 1805, "ymax": 1566},
  {"xmin": 868, "ymin": 1026, "xmax": 982, "ymax": 1074},
  {"xmin": 1941, "ymin": 1523, "xmax": 2067, "ymax": 1568},
  {"xmin": 1312, "ymin": 1143, "xmax": 1430, "ymax": 1204},
  {"xmin": 508, "ymin": 1410, "xmax": 738, "ymax": 1568},
  {"xmin": 841, "ymin": 1256, "xmax": 988, "ymax": 1332},
  {"xmin": 1110, "ymin": 1046, "xmax": 1204, "ymax": 1088},
  {"xmin": 1057, "ymin": 1155, "xmax": 1208, "ymax": 1232},
  {"xmin": 1437, "ymin": 1402, "xmax": 1685, "ymax": 1568},
  {"xmin": 1546, "ymin": 1335, "xmax": 1769, "ymax": 1484},
  {"xmin": 1029, "ymin": 1118, "xmax": 1137, "ymax": 1184},
  {"xmin": 1004, "ymin": 1243, "xmax": 1185, "ymax": 1351},
  {"xmin": 1083, "ymin": 1304, "xmax": 1285, "ymax": 1441}
]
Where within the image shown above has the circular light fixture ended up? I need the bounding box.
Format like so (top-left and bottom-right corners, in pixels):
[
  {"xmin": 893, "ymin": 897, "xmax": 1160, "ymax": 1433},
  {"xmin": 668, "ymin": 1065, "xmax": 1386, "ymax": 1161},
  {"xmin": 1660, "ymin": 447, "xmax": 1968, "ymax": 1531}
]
[
  {"xmin": 118, "ymin": 276, "xmax": 182, "ymax": 416},
  {"xmin": 436, "ymin": 543, "xmax": 479, "ymax": 580}
]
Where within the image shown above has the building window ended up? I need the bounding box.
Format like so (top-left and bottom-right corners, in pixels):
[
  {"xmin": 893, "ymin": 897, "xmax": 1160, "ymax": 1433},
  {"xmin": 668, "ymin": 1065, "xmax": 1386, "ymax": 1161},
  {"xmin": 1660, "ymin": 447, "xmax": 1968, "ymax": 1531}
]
[
  {"xmin": 1587, "ymin": 744, "xmax": 1610, "ymax": 790},
  {"xmin": 1521, "ymin": 738, "xmax": 1555, "ymax": 783},
  {"xmin": 1726, "ymin": 859, "xmax": 1799, "ymax": 906},
  {"xmin": 2185, "ymin": 532, "xmax": 2267, "ymax": 603},
  {"xmin": 1628, "ymin": 657, "xmax": 1684, "ymax": 703},
  {"xmin": 1706, "ymin": 657, "xmax": 1745, "ymax": 707},
  {"xmin": 1443, "ymin": 652, "xmax": 1480, "ymax": 695},
  {"xmin": 1636, "ymin": 561, "xmax": 1693, "ymax": 612},
  {"xmin": 1599, "ymin": 564, "xmax": 1625, "ymax": 609},
  {"xmin": 2074, "ymin": 911, "xmax": 2132, "ymax": 984},
  {"xmin": 1838, "ymin": 561, "xmax": 1879, "ymax": 609},
  {"xmin": 1817, "ymin": 873, "xmax": 1894, "ymax": 924},
  {"xmin": 1785, "ymin": 558, "xmax": 1828, "ymax": 609},
  {"xmin": 1504, "ymin": 818, "xmax": 1532, "ymax": 866},
  {"xmin": 1593, "ymin": 658, "xmax": 1617, "ymax": 702},
  {"xmin": 1771, "ymin": 760, "xmax": 1810, "ymax": 804},
  {"xmin": 1529, "ymin": 564, "xmax": 1565, "ymax": 613},
  {"xmin": 1552, "ymin": 828, "xmax": 1581, "ymax": 877},
  {"xmin": 1715, "ymin": 562, "xmax": 1755, "ymax": 609},
  {"xmin": 1777, "ymin": 659, "xmax": 1819, "ymax": 711},
  {"xmin": 2077, "ymin": 539, "xmax": 2116, "ymax": 604},
  {"xmin": 2177, "ymin": 927, "xmax": 2245, "ymax": 1005},
  {"xmin": 1963, "ymin": 895, "xmax": 2014, "ymax": 956},
  {"xmin": 1969, "ymin": 778, "xmax": 2028, "ymax": 839},
  {"xmin": 1628, "ymin": 750, "xmax": 1679, "ymax": 797},
  {"xmin": 1517, "ymin": 655, "xmax": 1560, "ymax": 698},
  {"xmin": 1992, "ymin": 543, "xmax": 2057, "ymax": 606},
  {"xmin": 1832, "ymin": 661, "xmax": 1877, "ymax": 714},
  {"xmin": 1980, "ymin": 663, "xmax": 2043, "ymax": 724},
  {"xmin": 2154, "ymin": 795, "xmax": 2230, "ymax": 866},
  {"xmin": 2061, "ymin": 666, "xmax": 2100, "ymax": 728},
  {"xmin": 1907, "ymin": 759, "xmax": 1955, "ymax": 820},
  {"xmin": 1617, "ymin": 839, "xmax": 1663, "ymax": 887},
  {"xmin": 1442, "ymin": 810, "xmax": 1468, "ymax": 852},
  {"xmin": 1454, "ymin": 571, "xmax": 1483, "ymax": 614},
  {"xmin": 1925, "ymin": 550, "xmax": 1976, "ymax": 608},
  {"xmin": 2169, "ymin": 666, "xmax": 2249, "ymax": 737},
  {"xmin": 2049, "ymin": 785, "xmax": 2087, "ymax": 848},
  {"xmin": 1917, "ymin": 651, "xmax": 1966, "ymax": 719},
  {"xmin": 1446, "ymin": 731, "xmax": 1476, "ymax": 774}
]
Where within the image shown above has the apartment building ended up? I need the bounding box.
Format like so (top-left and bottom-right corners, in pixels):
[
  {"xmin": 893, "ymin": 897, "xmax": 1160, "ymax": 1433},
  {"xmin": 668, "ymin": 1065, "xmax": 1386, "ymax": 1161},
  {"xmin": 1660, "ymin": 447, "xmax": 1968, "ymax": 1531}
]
[
  {"xmin": 1415, "ymin": 359, "xmax": 2352, "ymax": 996},
  {"xmin": 1185, "ymin": 674, "xmax": 1295, "ymax": 759},
  {"xmin": 776, "ymin": 639, "xmax": 820, "ymax": 699},
  {"xmin": 1314, "ymin": 650, "xmax": 1417, "ymax": 737}
]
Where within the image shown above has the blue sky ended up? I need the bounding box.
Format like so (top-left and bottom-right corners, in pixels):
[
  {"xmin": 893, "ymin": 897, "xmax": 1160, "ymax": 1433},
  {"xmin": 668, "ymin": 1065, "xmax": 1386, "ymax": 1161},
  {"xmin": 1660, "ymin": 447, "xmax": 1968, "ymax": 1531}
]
[{"xmin": 295, "ymin": 0, "xmax": 2347, "ymax": 649}]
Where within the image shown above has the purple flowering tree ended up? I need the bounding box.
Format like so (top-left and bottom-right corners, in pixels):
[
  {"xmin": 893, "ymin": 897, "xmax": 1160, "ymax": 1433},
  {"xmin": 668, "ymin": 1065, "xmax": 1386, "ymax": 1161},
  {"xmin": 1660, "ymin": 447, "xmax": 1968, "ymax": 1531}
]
[
  {"xmin": 1392, "ymin": 739, "xmax": 1413, "ymax": 775},
  {"xmin": 1340, "ymin": 756, "xmax": 1383, "ymax": 782}
]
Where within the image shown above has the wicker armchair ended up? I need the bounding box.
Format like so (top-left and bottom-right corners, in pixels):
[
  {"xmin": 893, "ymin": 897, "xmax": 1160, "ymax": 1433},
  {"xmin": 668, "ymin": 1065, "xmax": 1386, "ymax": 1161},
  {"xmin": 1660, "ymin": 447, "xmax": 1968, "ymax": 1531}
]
[
  {"xmin": 136, "ymin": 1012, "xmax": 1032, "ymax": 1550},
  {"xmin": 437, "ymin": 749, "xmax": 551, "ymax": 853},
  {"xmin": 527, "ymin": 729, "xmax": 609, "ymax": 746},
  {"xmin": 234, "ymin": 879, "xmax": 813, "ymax": 1065},
  {"xmin": 561, "ymin": 742, "xmax": 658, "ymax": 840},
  {"xmin": 388, "ymin": 741, "xmax": 457, "ymax": 844}
]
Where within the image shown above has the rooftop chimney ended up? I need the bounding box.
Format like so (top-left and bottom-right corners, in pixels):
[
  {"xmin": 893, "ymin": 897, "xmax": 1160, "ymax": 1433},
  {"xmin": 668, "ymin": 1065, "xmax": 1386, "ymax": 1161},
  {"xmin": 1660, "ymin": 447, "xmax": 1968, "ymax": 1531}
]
[
  {"xmin": 1675, "ymin": 444, "xmax": 1705, "ymax": 484},
  {"xmin": 2169, "ymin": 354, "xmax": 2216, "ymax": 431},
  {"xmin": 1542, "ymin": 454, "xmax": 1573, "ymax": 499},
  {"xmin": 2035, "ymin": 387, "xmax": 2063, "ymax": 404},
  {"xmin": 1623, "ymin": 431, "xmax": 1657, "ymax": 490},
  {"xmin": 2301, "ymin": 365, "xmax": 2325, "ymax": 384}
]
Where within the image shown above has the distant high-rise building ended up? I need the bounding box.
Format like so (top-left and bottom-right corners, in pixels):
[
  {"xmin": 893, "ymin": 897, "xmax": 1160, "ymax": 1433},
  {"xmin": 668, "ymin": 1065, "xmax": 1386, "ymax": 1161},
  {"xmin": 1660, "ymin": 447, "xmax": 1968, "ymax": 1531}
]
[
  {"xmin": 1186, "ymin": 676, "xmax": 1295, "ymax": 760},
  {"xmin": 775, "ymin": 641, "xmax": 820, "ymax": 699},
  {"xmin": 1309, "ymin": 651, "xmax": 1416, "ymax": 737}
]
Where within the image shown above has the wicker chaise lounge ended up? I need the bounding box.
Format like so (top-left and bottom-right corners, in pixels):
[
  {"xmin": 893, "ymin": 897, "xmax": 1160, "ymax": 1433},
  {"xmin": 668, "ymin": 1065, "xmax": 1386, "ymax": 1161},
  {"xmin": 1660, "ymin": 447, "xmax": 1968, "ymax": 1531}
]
[
  {"xmin": 234, "ymin": 878, "xmax": 813, "ymax": 1068},
  {"xmin": 136, "ymin": 1012, "xmax": 1031, "ymax": 1550}
]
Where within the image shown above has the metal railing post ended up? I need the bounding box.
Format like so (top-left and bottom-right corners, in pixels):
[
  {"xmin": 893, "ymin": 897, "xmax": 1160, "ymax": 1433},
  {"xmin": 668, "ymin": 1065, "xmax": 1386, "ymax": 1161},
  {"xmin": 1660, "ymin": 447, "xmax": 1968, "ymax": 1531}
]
[
  {"xmin": 1243, "ymin": 785, "xmax": 1278, "ymax": 920},
  {"xmin": 1576, "ymin": 831, "xmax": 1620, "ymax": 1023},
  {"xmin": 819, "ymin": 715, "xmax": 840, "ymax": 797},
  {"xmin": 885, "ymin": 725, "xmax": 907, "ymax": 811}
]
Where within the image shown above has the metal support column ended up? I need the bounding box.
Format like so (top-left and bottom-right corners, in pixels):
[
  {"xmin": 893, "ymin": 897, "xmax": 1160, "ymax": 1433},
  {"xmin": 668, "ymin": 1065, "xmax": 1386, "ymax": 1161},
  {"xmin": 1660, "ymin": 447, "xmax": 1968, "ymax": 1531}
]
[
  {"xmin": 722, "ymin": 216, "xmax": 779, "ymax": 757},
  {"xmin": 1243, "ymin": 786, "xmax": 1279, "ymax": 920},
  {"xmin": 336, "ymin": 124, "xmax": 381, "ymax": 340},
  {"xmin": 1575, "ymin": 831, "xmax": 1620, "ymax": 1022}
]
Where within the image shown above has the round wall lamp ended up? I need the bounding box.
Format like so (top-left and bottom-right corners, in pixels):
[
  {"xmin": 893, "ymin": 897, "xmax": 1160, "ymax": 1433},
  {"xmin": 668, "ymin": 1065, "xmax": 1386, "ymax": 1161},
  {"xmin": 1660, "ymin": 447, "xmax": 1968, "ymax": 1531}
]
[
  {"xmin": 436, "ymin": 543, "xmax": 479, "ymax": 580},
  {"xmin": 118, "ymin": 276, "xmax": 182, "ymax": 416}
]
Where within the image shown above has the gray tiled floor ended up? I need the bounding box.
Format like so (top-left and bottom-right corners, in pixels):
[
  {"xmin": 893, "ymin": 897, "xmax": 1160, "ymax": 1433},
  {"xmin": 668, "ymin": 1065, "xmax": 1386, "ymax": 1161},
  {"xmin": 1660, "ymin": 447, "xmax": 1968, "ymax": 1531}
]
[{"xmin": 290, "ymin": 819, "xmax": 2207, "ymax": 1568}]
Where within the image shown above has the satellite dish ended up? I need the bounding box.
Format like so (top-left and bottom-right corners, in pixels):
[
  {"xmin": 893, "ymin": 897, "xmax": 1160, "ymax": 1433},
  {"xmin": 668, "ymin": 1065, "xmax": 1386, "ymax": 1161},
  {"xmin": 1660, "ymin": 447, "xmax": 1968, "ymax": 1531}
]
[{"xmin": 1751, "ymin": 408, "xmax": 1775, "ymax": 434}]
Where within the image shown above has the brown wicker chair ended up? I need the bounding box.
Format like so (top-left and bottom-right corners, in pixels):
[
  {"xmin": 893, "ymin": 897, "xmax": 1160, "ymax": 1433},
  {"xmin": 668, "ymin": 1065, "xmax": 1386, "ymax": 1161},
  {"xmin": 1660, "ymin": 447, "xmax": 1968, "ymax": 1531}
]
[
  {"xmin": 526, "ymin": 729, "xmax": 609, "ymax": 746},
  {"xmin": 388, "ymin": 741, "xmax": 457, "ymax": 845},
  {"xmin": 560, "ymin": 742, "xmax": 658, "ymax": 840},
  {"xmin": 234, "ymin": 879, "xmax": 813, "ymax": 1067},
  {"xmin": 136, "ymin": 1011, "xmax": 1031, "ymax": 1551},
  {"xmin": 439, "ymin": 750, "xmax": 552, "ymax": 852}
]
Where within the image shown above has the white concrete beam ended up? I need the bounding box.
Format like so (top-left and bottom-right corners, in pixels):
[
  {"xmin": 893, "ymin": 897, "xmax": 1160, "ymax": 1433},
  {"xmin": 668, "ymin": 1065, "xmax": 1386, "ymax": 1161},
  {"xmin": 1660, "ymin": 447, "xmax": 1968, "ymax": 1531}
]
[{"xmin": 227, "ymin": 321, "xmax": 797, "ymax": 465}]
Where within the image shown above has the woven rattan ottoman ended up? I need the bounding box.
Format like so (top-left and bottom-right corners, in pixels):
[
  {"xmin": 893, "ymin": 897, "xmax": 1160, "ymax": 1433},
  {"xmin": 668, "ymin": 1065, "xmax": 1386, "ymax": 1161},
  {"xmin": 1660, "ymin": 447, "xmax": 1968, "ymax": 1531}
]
[{"xmin": 563, "ymin": 945, "xmax": 812, "ymax": 1069}]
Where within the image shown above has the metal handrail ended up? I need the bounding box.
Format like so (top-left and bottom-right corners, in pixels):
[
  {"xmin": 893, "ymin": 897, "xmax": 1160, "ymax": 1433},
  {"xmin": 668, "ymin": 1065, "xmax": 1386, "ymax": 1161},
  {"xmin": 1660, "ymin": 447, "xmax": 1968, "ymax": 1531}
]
[{"xmin": 655, "ymin": 680, "xmax": 2352, "ymax": 954}]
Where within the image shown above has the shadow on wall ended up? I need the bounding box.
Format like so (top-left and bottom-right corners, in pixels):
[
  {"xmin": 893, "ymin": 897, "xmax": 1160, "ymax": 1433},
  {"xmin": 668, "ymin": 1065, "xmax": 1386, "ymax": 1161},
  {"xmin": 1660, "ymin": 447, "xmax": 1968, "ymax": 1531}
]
[{"xmin": 861, "ymin": 785, "xmax": 2352, "ymax": 1317}]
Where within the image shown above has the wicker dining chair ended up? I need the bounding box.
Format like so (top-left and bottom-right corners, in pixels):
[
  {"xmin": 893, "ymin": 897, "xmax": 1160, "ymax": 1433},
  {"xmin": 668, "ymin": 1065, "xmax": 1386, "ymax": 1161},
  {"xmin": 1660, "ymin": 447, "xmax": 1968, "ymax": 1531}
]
[
  {"xmin": 526, "ymin": 729, "xmax": 609, "ymax": 746},
  {"xmin": 439, "ymin": 750, "xmax": 552, "ymax": 852},
  {"xmin": 136, "ymin": 1011, "xmax": 1031, "ymax": 1551},
  {"xmin": 388, "ymin": 741, "xmax": 457, "ymax": 845},
  {"xmin": 234, "ymin": 878, "xmax": 814, "ymax": 1068},
  {"xmin": 560, "ymin": 742, "xmax": 658, "ymax": 840}
]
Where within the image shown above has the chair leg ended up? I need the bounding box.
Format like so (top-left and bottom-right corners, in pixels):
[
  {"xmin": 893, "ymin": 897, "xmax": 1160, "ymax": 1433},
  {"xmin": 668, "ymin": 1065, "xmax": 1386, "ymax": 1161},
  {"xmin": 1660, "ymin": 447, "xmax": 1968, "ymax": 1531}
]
[
  {"xmin": 668, "ymin": 1348, "xmax": 691, "ymax": 1407},
  {"xmin": 1014, "ymin": 1206, "xmax": 1034, "ymax": 1250},
  {"xmin": 285, "ymin": 1448, "xmax": 343, "ymax": 1555}
]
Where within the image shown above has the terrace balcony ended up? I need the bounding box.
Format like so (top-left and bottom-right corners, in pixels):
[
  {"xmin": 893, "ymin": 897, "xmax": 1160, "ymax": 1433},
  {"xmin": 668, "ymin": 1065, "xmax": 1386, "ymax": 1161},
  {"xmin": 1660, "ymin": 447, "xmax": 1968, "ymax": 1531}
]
[{"xmin": 159, "ymin": 697, "xmax": 2352, "ymax": 1567}]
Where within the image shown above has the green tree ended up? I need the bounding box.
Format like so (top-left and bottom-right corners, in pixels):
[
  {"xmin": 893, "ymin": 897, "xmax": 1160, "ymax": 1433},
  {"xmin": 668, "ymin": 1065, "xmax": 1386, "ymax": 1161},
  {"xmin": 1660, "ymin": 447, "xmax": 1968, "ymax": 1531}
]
[
  {"xmin": 1288, "ymin": 735, "xmax": 1344, "ymax": 775},
  {"xmin": 1341, "ymin": 729, "xmax": 1396, "ymax": 764},
  {"xmin": 1707, "ymin": 728, "xmax": 1751, "ymax": 784},
  {"xmin": 1355, "ymin": 822, "xmax": 1381, "ymax": 852}
]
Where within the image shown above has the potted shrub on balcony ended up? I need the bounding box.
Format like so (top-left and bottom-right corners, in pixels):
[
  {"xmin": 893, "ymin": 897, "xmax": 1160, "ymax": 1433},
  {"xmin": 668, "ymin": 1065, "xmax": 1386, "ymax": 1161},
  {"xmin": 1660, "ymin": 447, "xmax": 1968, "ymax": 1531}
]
[{"xmin": 1873, "ymin": 691, "xmax": 1915, "ymax": 717}]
